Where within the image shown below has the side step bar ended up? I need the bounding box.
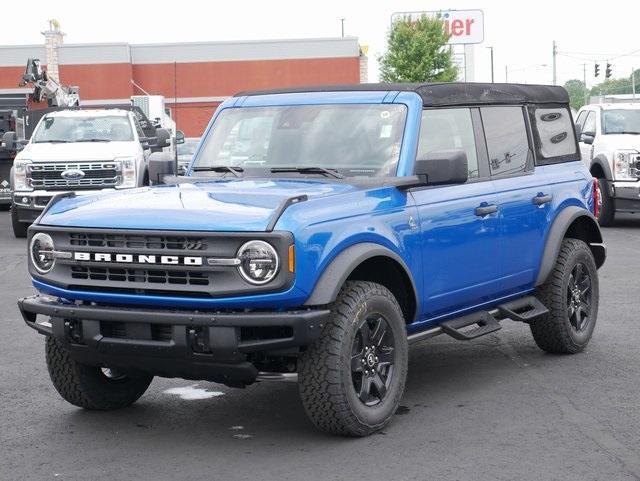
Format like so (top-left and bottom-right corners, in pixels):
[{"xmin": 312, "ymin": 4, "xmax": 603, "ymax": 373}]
[{"xmin": 408, "ymin": 295, "xmax": 548, "ymax": 344}]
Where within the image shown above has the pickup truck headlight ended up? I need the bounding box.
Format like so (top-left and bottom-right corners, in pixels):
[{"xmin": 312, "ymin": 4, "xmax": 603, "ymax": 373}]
[
  {"xmin": 115, "ymin": 157, "xmax": 136, "ymax": 189},
  {"xmin": 613, "ymin": 150, "xmax": 640, "ymax": 181},
  {"xmin": 30, "ymin": 233, "xmax": 56, "ymax": 274},
  {"xmin": 13, "ymin": 159, "xmax": 33, "ymax": 192},
  {"xmin": 237, "ymin": 240, "xmax": 279, "ymax": 284}
]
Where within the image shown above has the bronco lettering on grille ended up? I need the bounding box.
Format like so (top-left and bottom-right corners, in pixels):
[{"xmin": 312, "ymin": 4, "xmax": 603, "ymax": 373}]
[{"xmin": 73, "ymin": 252, "xmax": 203, "ymax": 266}]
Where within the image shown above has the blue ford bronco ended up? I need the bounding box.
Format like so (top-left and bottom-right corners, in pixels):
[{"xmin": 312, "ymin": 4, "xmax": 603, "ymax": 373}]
[{"xmin": 19, "ymin": 83, "xmax": 606, "ymax": 436}]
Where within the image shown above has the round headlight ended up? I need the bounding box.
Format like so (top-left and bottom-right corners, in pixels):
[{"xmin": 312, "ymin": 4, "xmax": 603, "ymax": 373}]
[
  {"xmin": 30, "ymin": 233, "xmax": 56, "ymax": 274},
  {"xmin": 237, "ymin": 240, "xmax": 279, "ymax": 285}
]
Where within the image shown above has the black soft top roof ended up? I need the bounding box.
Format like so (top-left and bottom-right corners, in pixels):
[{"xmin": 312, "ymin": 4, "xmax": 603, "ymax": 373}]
[{"xmin": 236, "ymin": 82, "xmax": 569, "ymax": 107}]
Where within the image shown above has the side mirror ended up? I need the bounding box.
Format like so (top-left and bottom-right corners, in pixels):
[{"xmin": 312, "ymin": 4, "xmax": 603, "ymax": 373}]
[
  {"xmin": 148, "ymin": 151, "xmax": 176, "ymax": 185},
  {"xmin": 414, "ymin": 149, "xmax": 468, "ymax": 185},
  {"xmin": 1, "ymin": 131, "xmax": 17, "ymax": 152},
  {"xmin": 175, "ymin": 130, "xmax": 185, "ymax": 145},
  {"xmin": 150, "ymin": 128, "xmax": 171, "ymax": 152},
  {"xmin": 580, "ymin": 133, "xmax": 595, "ymax": 145}
]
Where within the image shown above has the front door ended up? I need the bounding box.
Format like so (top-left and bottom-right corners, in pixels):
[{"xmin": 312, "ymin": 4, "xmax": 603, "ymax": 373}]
[{"xmin": 411, "ymin": 107, "xmax": 501, "ymax": 320}]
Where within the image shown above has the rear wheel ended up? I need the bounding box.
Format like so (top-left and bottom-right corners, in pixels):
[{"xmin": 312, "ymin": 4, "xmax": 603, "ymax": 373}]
[
  {"xmin": 46, "ymin": 336, "xmax": 153, "ymax": 410},
  {"xmin": 531, "ymin": 238, "xmax": 599, "ymax": 354},
  {"xmin": 596, "ymin": 178, "xmax": 615, "ymax": 226},
  {"xmin": 298, "ymin": 281, "xmax": 408, "ymax": 436},
  {"xmin": 11, "ymin": 205, "xmax": 28, "ymax": 238}
]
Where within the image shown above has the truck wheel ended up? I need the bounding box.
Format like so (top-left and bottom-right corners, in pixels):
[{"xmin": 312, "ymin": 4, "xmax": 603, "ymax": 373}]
[
  {"xmin": 298, "ymin": 281, "xmax": 408, "ymax": 436},
  {"xmin": 531, "ymin": 238, "xmax": 599, "ymax": 354},
  {"xmin": 597, "ymin": 178, "xmax": 615, "ymax": 227},
  {"xmin": 11, "ymin": 206, "xmax": 28, "ymax": 238},
  {"xmin": 45, "ymin": 336, "xmax": 153, "ymax": 410}
]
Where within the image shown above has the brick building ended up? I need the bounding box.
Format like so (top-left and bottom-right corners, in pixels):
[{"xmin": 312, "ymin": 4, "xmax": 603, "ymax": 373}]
[{"xmin": 0, "ymin": 37, "xmax": 365, "ymax": 136}]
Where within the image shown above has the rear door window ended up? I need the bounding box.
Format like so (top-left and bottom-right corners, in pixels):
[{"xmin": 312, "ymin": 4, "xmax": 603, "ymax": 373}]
[
  {"xmin": 582, "ymin": 111, "xmax": 596, "ymax": 135},
  {"xmin": 481, "ymin": 106, "xmax": 533, "ymax": 177}
]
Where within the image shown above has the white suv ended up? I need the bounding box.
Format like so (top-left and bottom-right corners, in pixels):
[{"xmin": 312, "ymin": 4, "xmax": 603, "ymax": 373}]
[
  {"xmin": 576, "ymin": 103, "xmax": 640, "ymax": 225},
  {"xmin": 8, "ymin": 108, "xmax": 168, "ymax": 237}
]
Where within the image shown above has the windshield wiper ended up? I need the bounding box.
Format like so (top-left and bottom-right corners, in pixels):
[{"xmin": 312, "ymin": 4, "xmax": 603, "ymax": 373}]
[
  {"xmin": 76, "ymin": 138, "xmax": 112, "ymax": 142},
  {"xmin": 270, "ymin": 166, "xmax": 345, "ymax": 179},
  {"xmin": 34, "ymin": 139, "xmax": 70, "ymax": 143},
  {"xmin": 192, "ymin": 165, "xmax": 244, "ymax": 177}
]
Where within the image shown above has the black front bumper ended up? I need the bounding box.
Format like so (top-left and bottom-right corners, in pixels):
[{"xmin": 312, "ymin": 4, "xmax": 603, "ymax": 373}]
[{"xmin": 18, "ymin": 295, "xmax": 329, "ymax": 386}]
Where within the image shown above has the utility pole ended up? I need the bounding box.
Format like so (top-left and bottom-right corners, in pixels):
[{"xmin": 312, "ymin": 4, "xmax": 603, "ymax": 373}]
[
  {"xmin": 552, "ymin": 40, "xmax": 557, "ymax": 85},
  {"xmin": 487, "ymin": 46, "xmax": 494, "ymax": 83},
  {"xmin": 633, "ymin": 67, "xmax": 636, "ymax": 100},
  {"xmin": 505, "ymin": 65, "xmax": 508, "ymax": 82},
  {"xmin": 340, "ymin": 18, "xmax": 345, "ymax": 37},
  {"xmin": 582, "ymin": 63, "xmax": 588, "ymax": 106}
]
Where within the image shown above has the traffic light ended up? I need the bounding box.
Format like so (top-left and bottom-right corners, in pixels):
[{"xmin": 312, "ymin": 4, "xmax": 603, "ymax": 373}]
[
  {"xmin": 594, "ymin": 63, "xmax": 600, "ymax": 77},
  {"xmin": 606, "ymin": 63, "xmax": 612, "ymax": 79}
]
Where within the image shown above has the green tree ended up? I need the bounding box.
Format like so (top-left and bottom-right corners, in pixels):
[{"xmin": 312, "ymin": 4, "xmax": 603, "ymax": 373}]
[
  {"xmin": 563, "ymin": 79, "xmax": 588, "ymax": 110},
  {"xmin": 379, "ymin": 15, "xmax": 458, "ymax": 83},
  {"xmin": 591, "ymin": 77, "xmax": 632, "ymax": 96}
]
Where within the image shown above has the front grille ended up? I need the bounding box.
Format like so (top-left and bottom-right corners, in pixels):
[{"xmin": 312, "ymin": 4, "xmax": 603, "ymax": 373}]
[
  {"xmin": 29, "ymin": 162, "xmax": 119, "ymax": 190},
  {"xmin": 69, "ymin": 232, "xmax": 207, "ymax": 250},
  {"xmin": 71, "ymin": 266, "xmax": 210, "ymax": 286}
]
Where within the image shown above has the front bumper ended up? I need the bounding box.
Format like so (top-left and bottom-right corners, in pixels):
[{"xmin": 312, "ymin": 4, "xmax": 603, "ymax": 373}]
[
  {"xmin": 13, "ymin": 188, "xmax": 118, "ymax": 211},
  {"xmin": 611, "ymin": 181, "xmax": 640, "ymax": 212},
  {"xmin": 18, "ymin": 295, "xmax": 329, "ymax": 386}
]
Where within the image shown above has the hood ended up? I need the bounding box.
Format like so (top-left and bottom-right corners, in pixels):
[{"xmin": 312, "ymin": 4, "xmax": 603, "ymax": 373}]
[
  {"xmin": 20, "ymin": 141, "xmax": 138, "ymax": 161},
  {"xmin": 598, "ymin": 134, "xmax": 640, "ymax": 151},
  {"xmin": 39, "ymin": 178, "xmax": 361, "ymax": 231}
]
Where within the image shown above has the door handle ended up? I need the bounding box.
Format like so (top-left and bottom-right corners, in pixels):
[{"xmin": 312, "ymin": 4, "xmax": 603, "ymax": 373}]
[
  {"xmin": 532, "ymin": 193, "xmax": 553, "ymax": 205},
  {"xmin": 475, "ymin": 204, "xmax": 498, "ymax": 216}
]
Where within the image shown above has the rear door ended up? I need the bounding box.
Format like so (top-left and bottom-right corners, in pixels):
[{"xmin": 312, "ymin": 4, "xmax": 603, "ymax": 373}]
[
  {"xmin": 481, "ymin": 106, "xmax": 551, "ymax": 295},
  {"xmin": 411, "ymin": 107, "xmax": 502, "ymax": 319}
]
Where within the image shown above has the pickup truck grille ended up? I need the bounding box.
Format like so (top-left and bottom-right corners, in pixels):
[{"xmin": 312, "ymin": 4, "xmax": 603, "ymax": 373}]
[{"xmin": 29, "ymin": 162, "xmax": 119, "ymax": 190}]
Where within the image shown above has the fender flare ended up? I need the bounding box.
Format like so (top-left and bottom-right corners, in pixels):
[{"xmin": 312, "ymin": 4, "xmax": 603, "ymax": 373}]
[
  {"xmin": 535, "ymin": 206, "xmax": 605, "ymax": 286},
  {"xmin": 304, "ymin": 242, "xmax": 418, "ymax": 307},
  {"xmin": 590, "ymin": 155, "xmax": 612, "ymax": 180}
]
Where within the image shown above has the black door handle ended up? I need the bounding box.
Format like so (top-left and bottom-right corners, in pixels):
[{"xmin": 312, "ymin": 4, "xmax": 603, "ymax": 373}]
[
  {"xmin": 475, "ymin": 204, "xmax": 498, "ymax": 216},
  {"xmin": 532, "ymin": 193, "xmax": 553, "ymax": 205}
]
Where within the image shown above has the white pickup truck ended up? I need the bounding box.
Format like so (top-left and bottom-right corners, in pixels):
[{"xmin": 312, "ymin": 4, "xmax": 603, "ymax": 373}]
[
  {"xmin": 576, "ymin": 103, "xmax": 640, "ymax": 225},
  {"xmin": 6, "ymin": 108, "xmax": 174, "ymax": 237}
]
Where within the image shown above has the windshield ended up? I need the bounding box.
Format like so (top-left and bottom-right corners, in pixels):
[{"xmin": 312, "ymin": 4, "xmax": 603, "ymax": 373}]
[
  {"xmin": 602, "ymin": 109, "xmax": 640, "ymax": 134},
  {"xmin": 177, "ymin": 139, "xmax": 199, "ymax": 156},
  {"xmin": 32, "ymin": 115, "xmax": 134, "ymax": 143},
  {"xmin": 192, "ymin": 104, "xmax": 407, "ymax": 177}
]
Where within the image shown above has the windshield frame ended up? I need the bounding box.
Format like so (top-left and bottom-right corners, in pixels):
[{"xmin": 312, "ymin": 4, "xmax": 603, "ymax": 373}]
[
  {"xmin": 31, "ymin": 113, "xmax": 136, "ymax": 144},
  {"xmin": 187, "ymin": 94, "xmax": 417, "ymax": 179},
  {"xmin": 601, "ymin": 108, "xmax": 640, "ymax": 135}
]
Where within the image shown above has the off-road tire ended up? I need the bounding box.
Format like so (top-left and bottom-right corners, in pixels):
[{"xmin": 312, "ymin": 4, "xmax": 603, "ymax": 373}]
[
  {"xmin": 597, "ymin": 178, "xmax": 615, "ymax": 227},
  {"xmin": 298, "ymin": 281, "xmax": 408, "ymax": 436},
  {"xmin": 46, "ymin": 336, "xmax": 153, "ymax": 410},
  {"xmin": 11, "ymin": 206, "xmax": 28, "ymax": 238},
  {"xmin": 531, "ymin": 238, "xmax": 599, "ymax": 354}
]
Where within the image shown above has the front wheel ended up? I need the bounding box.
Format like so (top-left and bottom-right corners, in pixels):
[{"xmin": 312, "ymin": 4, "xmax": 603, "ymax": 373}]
[
  {"xmin": 298, "ymin": 281, "xmax": 408, "ymax": 436},
  {"xmin": 530, "ymin": 238, "xmax": 599, "ymax": 354},
  {"xmin": 46, "ymin": 336, "xmax": 153, "ymax": 410},
  {"xmin": 596, "ymin": 178, "xmax": 615, "ymax": 227}
]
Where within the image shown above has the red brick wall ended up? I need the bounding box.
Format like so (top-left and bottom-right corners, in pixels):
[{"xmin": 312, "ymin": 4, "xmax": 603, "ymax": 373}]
[{"xmin": 0, "ymin": 56, "xmax": 360, "ymax": 137}]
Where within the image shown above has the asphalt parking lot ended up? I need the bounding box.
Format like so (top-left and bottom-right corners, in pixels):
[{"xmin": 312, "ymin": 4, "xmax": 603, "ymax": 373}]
[{"xmin": 1, "ymin": 210, "xmax": 640, "ymax": 481}]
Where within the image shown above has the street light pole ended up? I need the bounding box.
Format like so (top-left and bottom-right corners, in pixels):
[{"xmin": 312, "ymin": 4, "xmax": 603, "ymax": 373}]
[
  {"xmin": 487, "ymin": 46, "xmax": 494, "ymax": 83},
  {"xmin": 505, "ymin": 65, "xmax": 508, "ymax": 82},
  {"xmin": 340, "ymin": 18, "xmax": 345, "ymax": 37}
]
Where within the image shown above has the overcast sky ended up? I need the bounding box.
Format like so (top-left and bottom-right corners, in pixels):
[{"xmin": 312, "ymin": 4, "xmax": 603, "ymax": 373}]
[{"xmin": 3, "ymin": 0, "xmax": 640, "ymax": 88}]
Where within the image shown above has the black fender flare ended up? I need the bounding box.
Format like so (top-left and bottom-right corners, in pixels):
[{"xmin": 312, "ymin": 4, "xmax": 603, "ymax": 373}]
[
  {"xmin": 590, "ymin": 155, "xmax": 612, "ymax": 181},
  {"xmin": 304, "ymin": 242, "xmax": 418, "ymax": 307},
  {"xmin": 535, "ymin": 206, "xmax": 605, "ymax": 286}
]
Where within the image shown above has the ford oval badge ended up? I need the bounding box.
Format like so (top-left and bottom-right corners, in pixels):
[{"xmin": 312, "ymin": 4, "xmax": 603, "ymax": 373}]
[{"xmin": 60, "ymin": 169, "xmax": 86, "ymax": 180}]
